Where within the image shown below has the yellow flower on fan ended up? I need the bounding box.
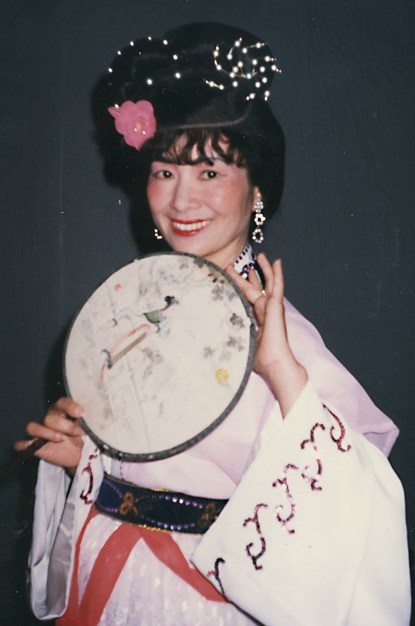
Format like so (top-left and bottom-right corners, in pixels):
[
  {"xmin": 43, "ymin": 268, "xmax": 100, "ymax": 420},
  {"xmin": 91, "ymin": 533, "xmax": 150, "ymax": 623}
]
[{"xmin": 215, "ymin": 369, "xmax": 229, "ymax": 384}]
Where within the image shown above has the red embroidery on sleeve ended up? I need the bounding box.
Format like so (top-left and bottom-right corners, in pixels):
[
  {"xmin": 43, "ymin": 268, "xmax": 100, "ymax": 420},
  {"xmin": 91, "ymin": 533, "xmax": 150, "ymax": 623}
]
[
  {"xmin": 242, "ymin": 407, "xmax": 353, "ymax": 560},
  {"xmin": 301, "ymin": 423, "xmax": 326, "ymax": 450},
  {"xmin": 207, "ymin": 557, "xmax": 227, "ymax": 597},
  {"xmin": 272, "ymin": 464, "xmax": 299, "ymax": 534},
  {"xmin": 323, "ymin": 405, "xmax": 352, "ymax": 452},
  {"xmin": 80, "ymin": 449, "xmax": 99, "ymax": 505},
  {"xmin": 243, "ymin": 503, "xmax": 269, "ymax": 569},
  {"xmin": 301, "ymin": 458, "xmax": 323, "ymax": 491}
]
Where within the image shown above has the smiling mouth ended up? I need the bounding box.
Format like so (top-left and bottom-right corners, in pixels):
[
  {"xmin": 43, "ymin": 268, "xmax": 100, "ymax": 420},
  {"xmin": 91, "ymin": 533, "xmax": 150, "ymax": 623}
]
[{"xmin": 171, "ymin": 219, "xmax": 211, "ymax": 235}]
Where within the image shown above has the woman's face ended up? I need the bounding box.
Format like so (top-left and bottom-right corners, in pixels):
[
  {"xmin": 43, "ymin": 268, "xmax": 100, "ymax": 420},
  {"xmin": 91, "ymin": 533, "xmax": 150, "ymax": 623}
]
[{"xmin": 147, "ymin": 143, "xmax": 259, "ymax": 269}]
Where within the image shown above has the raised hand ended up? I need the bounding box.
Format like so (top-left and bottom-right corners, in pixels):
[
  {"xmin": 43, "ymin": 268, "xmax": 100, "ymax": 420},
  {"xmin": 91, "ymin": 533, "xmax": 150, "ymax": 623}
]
[
  {"xmin": 227, "ymin": 253, "xmax": 307, "ymax": 417},
  {"xmin": 14, "ymin": 397, "xmax": 85, "ymax": 471}
]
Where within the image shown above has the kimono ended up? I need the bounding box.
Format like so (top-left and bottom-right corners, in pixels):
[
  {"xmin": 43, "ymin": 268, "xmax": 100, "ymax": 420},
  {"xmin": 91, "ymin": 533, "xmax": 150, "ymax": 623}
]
[{"xmin": 28, "ymin": 299, "xmax": 411, "ymax": 625}]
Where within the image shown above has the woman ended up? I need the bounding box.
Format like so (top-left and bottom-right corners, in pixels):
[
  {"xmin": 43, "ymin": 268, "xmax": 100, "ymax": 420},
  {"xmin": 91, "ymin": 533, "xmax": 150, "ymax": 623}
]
[{"xmin": 16, "ymin": 23, "xmax": 410, "ymax": 626}]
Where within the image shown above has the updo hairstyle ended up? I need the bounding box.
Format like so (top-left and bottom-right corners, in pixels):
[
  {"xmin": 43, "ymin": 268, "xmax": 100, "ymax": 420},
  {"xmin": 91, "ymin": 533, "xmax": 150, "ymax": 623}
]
[{"xmin": 92, "ymin": 22, "xmax": 285, "ymax": 219}]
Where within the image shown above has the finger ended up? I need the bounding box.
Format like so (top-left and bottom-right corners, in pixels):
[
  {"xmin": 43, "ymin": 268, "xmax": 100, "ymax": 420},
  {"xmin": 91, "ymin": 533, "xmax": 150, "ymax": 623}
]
[
  {"xmin": 271, "ymin": 259, "xmax": 284, "ymax": 301},
  {"xmin": 227, "ymin": 266, "xmax": 267, "ymax": 326},
  {"xmin": 247, "ymin": 265, "xmax": 262, "ymax": 289},
  {"xmin": 25, "ymin": 421, "xmax": 66, "ymax": 443},
  {"xmin": 14, "ymin": 437, "xmax": 81, "ymax": 469},
  {"xmin": 53, "ymin": 397, "xmax": 84, "ymax": 418},
  {"xmin": 28, "ymin": 414, "xmax": 84, "ymax": 440},
  {"xmin": 44, "ymin": 412, "xmax": 85, "ymax": 436},
  {"xmin": 227, "ymin": 263, "xmax": 266, "ymax": 298},
  {"xmin": 14, "ymin": 438, "xmax": 38, "ymax": 452},
  {"xmin": 256, "ymin": 253, "xmax": 275, "ymax": 293}
]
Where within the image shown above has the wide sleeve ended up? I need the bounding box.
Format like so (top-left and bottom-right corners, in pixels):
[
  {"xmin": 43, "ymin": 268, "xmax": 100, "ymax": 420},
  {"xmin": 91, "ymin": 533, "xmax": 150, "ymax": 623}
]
[
  {"xmin": 192, "ymin": 382, "xmax": 411, "ymax": 626},
  {"xmin": 28, "ymin": 437, "xmax": 105, "ymax": 619},
  {"xmin": 28, "ymin": 460, "xmax": 70, "ymax": 618}
]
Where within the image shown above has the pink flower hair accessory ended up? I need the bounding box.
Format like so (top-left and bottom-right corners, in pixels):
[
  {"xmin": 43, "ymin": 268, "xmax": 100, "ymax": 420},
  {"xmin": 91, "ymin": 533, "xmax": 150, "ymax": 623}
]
[{"xmin": 108, "ymin": 100, "xmax": 156, "ymax": 150}]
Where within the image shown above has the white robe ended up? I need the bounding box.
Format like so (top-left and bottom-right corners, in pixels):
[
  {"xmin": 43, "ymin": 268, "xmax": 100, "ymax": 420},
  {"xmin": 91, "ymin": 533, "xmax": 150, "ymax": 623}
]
[{"xmin": 28, "ymin": 300, "xmax": 411, "ymax": 625}]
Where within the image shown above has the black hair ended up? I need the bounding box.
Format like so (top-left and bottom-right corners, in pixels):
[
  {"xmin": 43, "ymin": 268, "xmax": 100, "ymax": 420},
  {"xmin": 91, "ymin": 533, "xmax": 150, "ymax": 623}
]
[{"xmin": 92, "ymin": 22, "xmax": 285, "ymax": 218}]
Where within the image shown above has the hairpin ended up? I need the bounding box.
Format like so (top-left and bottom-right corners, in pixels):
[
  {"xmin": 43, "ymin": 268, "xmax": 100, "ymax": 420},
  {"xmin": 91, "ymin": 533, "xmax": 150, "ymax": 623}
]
[{"xmin": 204, "ymin": 37, "xmax": 282, "ymax": 101}]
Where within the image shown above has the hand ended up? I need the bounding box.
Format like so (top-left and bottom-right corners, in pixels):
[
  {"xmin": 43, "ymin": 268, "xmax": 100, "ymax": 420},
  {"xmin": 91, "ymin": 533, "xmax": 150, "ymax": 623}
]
[
  {"xmin": 227, "ymin": 253, "xmax": 308, "ymax": 416},
  {"xmin": 14, "ymin": 397, "xmax": 85, "ymax": 471}
]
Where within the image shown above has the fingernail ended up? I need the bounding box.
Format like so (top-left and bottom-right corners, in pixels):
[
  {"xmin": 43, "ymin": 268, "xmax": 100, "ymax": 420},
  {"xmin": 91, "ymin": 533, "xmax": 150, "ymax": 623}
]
[
  {"xmin": 55, "ymin": 433, "xmax": 66, "ymax": 442},
  {"xmin": 73, "ymin": 405, "xmax": 84, "ymax": 417}
]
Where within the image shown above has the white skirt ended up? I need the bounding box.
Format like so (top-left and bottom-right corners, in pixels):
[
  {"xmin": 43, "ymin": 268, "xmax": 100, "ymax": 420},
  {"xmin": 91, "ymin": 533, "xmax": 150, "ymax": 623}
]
[{"xmin": 77, "ymin": 512, "xmax": 260, "ymax": 626}]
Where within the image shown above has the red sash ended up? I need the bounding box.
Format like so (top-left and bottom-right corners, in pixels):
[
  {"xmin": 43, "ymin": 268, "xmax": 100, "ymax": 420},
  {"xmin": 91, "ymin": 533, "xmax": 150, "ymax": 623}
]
[{"xmin": 58, "ymin": 506, "xmax": 226, "ymax": 626}]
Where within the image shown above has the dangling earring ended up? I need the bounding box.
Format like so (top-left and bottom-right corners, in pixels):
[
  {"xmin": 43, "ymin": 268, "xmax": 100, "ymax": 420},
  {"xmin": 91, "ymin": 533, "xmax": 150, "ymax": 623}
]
[
  {"xmin": 252, "ymin": 199, "xmax": 266, "ymax": 243},
  {"xmin": 154, "ymin": 227, "xmax": 163, "ymax": 240}
]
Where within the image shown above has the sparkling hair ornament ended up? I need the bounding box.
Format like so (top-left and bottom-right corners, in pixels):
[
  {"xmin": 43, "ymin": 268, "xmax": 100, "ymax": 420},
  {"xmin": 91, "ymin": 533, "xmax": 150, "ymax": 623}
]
[
  {"xmin": 105, "ymin": 30, "xmax": 281, "ymax": 118},
  {"xmin": 206, "ymin": 37, "xmax": 282, "ymax": 101}
]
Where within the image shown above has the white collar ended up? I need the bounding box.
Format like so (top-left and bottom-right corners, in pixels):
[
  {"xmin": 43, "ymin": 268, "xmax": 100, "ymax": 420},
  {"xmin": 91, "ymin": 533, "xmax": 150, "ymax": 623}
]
[{"xmin": 233, "ymin": 243, "xmax": 257, "ymax": 278}]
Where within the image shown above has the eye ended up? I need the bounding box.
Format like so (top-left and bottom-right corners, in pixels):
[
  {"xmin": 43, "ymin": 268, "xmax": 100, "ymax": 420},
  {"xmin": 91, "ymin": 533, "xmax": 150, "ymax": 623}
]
[
  {"xmin": 201, "ymin": 169, "xmax": 218, "ymax": 180},
  {"xmin": 151, "ymin": 169, "xmax": 174, "ymax": 180}
]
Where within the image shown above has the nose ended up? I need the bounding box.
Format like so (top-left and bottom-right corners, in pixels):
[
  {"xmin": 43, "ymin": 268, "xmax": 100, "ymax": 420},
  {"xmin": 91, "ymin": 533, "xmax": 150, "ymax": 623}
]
[{"xmin": 170, "ymin": 170, "xmax": 200, "ymax": 213}]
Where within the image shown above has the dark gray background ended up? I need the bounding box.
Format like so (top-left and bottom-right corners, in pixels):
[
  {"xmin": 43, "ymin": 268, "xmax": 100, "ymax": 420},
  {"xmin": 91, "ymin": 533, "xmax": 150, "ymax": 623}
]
[{"xmin": 1, "ymin": 1, "xmax": 413, "ymax": 624}]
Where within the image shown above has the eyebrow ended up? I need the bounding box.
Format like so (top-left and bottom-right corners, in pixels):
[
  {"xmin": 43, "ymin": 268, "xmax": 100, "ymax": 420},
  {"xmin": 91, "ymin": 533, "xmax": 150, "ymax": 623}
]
[{"xmin": 154, "ymin": 155, "xmax": 224, "ymax": 166}]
